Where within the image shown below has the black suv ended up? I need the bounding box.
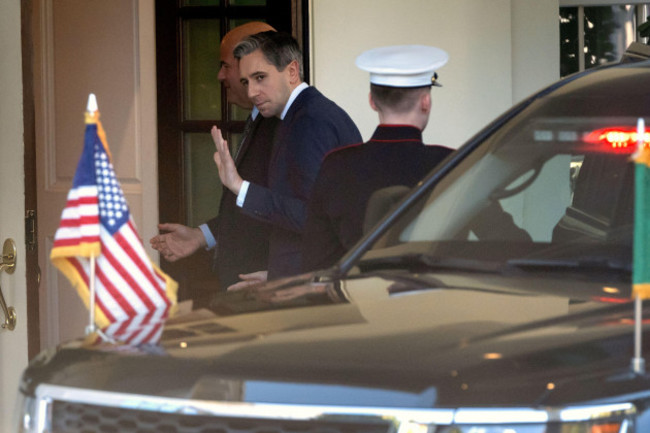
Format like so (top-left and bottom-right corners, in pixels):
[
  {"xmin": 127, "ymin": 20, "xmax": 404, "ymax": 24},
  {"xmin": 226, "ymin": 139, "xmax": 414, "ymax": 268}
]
[{"xmin": 14, "ymin": 45, "xmax": 650, "ymax": 433}]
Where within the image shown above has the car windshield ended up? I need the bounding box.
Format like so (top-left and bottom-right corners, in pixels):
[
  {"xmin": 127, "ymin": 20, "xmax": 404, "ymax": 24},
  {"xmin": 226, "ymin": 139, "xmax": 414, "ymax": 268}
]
[{"xmin": 359, "ymin": 62, "xmax": 650, "ymax": 280}]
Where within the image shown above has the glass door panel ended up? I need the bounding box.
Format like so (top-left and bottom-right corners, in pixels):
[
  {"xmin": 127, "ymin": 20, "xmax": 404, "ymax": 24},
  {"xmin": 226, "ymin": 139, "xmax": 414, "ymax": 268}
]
[
  {"xmin": 183, "ymin": 19, "xmax": 222, "ymax": 121},
  {"xmin": 231, "ymin": 0, "xmax": 267, "ymax": 5},
  {"xmin": 560, "ymin": 7, "xmax": 579, "ymax": 77},
  {"xmin": 183, "ymin": 0, "xmax": 220, "ymax": 6},
  {"xmin": 583, "ymin": 5, "xmax": 637, "ymax": 68},
  {"xmin": 560, "ymin": 3, "xmax": 649, "ymax": 77},
  {"xmin": 184, "ymin": 132, "xmax": 222, "ymax": 228}
]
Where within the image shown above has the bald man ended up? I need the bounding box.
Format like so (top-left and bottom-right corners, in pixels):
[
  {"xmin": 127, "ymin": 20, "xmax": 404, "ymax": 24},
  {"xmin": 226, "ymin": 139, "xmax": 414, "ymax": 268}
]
[
  {"xmin": 151, "ymin": 22, "xmax": 280, "ymax": 291},
  {"xmin": 218, "ymin": 22, "xmax": 274, "ymax": 109}
]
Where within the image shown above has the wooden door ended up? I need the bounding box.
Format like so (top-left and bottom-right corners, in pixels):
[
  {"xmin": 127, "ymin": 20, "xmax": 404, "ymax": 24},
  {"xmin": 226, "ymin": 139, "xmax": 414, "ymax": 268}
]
[{"xmin": 34, "ymin": 0, "xmax": 160, "ymax": 349}]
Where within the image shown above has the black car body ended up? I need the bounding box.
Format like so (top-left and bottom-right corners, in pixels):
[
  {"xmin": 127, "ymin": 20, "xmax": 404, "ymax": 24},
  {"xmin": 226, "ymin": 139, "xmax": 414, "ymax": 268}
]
[{"xmin": 14, "ymin": 46, "xmax": 650, "ymax": 433}]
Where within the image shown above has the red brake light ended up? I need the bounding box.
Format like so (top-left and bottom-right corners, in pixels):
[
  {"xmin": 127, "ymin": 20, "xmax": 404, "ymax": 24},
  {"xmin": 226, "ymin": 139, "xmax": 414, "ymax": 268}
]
[
  {"xmin": 584, "ymin": 127, "xmax": 650, "ymax": 152},
  {"xmin": 590, "ymin": 296, "xmax": 630, "ymax": 304}
]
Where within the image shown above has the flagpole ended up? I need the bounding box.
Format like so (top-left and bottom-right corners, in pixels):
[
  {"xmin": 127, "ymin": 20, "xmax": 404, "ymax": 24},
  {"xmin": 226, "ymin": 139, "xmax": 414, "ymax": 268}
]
[
  {"xmin": 85, "ymin": 93, "xmax": 98, "ymax": 337},
  {"xmin": 85, "ymin": 253, "xmax": 115, "ymax": 343},
  {"xmin": 633, "ymin": 295, "xmax": 645, "ymax": 374},
  {"xmin": 86, "ymin": 253, "xmax": 97, "ymax": 336},
  {"xmin": 632, "ymin": 117, "xmax": 646, "ymax": 374}
]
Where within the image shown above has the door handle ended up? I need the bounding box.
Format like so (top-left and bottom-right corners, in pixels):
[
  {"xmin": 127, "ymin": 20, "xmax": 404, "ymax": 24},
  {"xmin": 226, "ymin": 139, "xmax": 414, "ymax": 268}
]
[{"xmin": 0, "ymin": 238, "xmax": 17, "ymax": 331}]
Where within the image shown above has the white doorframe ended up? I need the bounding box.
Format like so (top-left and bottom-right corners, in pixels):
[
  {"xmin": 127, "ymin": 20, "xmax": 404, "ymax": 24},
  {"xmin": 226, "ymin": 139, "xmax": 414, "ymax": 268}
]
[{"xmin": 0, "ymin": 1, "xmax": 29, "ymax": 431}]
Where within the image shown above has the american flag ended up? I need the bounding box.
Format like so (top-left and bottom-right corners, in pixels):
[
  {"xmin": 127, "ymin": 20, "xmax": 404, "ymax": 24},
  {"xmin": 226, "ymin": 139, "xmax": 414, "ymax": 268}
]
[{"xmin": 51, "ymin": 110, "xmax": 177, "ymax": 346}]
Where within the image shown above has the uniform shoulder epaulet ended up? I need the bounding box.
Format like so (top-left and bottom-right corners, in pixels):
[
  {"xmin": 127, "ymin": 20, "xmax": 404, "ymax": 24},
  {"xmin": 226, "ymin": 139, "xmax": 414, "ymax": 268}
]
[{"xmin": 322, "ymin": 141, "xmax": 364, "ymax": 161}]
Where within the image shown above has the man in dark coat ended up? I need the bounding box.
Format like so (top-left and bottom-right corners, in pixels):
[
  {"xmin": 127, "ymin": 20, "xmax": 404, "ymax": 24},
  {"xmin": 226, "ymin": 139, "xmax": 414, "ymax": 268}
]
[
  {"xmin": 150, "ymin": 22, "xmax": 278, "ymax": 291},
  {"xmin": 301, "ymin": 45, "xmax": 454, "ymax": 272},
  {"xmin": 212, "ymin": 31, "xmax": 362, "ymax": 282}
]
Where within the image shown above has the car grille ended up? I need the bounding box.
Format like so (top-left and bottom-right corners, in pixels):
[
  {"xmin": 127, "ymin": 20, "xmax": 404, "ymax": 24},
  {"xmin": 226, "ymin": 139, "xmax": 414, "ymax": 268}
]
[
  {"xmin": 26, "ymin": 384, "xmax": 639, "ymax": 433},
  {"xmin": 50, "ymin": 400, "xmax": 393, "ymax": 433}
]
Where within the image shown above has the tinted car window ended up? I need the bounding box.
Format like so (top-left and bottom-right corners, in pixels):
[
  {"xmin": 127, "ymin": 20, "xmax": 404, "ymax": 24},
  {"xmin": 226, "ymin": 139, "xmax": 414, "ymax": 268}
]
[{"xmin": 361, "ymin": 63, "xmax": 649, "ymax": 276}]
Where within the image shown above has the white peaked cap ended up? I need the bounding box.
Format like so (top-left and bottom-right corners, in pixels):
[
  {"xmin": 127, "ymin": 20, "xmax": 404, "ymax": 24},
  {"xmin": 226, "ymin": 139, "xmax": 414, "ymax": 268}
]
[{"xmin": 355, "ymin": 45, "xmax": 449, "ymax": 88}]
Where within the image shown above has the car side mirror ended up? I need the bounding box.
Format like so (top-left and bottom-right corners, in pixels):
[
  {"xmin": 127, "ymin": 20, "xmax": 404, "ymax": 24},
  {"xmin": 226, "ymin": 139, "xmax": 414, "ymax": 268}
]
[{"xmin": 363, "ymin": 185, "xmax": 411, "ymax": 235}]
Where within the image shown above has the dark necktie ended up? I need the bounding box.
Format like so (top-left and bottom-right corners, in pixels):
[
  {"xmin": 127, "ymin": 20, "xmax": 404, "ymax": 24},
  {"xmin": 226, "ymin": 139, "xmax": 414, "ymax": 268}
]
[
  {"xmin": 213, "ymin": 114, "xmax": 255, "ymax": 278},
  {"xmin": 234, "ymin": 114, "xmax": 254, "ymax": 164}
]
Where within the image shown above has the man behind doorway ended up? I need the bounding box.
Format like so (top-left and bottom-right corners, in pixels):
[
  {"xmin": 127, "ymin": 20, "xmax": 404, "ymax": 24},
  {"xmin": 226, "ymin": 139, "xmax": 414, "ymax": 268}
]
[{"xmin": 150, "ymin": 22, "xmax": 279, "ymax": 291}]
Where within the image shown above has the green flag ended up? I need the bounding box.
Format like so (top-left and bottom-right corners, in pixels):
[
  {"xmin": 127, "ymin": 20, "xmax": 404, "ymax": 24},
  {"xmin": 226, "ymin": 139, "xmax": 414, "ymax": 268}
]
[{"xmin": 633, "ymin": 118, "xmax": 650, "ymax": 299}]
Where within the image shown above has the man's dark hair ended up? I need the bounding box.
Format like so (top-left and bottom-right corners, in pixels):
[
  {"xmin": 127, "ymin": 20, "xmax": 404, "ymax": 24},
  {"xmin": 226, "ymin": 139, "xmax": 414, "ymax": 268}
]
[
  {"xmin": 234, "ymin": 31, "xmax": 304, "ymax": 81},
  {"xmin": 370, "ymin": 84, "xmax": 430, "ymax": 114}
]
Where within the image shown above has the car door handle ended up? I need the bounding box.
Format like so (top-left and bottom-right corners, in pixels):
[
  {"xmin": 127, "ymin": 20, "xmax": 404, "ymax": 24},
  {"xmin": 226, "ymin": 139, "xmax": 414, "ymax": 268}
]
[{"xmin": 0, "ymin": 238, "xmax": 17, "ymax": 331}]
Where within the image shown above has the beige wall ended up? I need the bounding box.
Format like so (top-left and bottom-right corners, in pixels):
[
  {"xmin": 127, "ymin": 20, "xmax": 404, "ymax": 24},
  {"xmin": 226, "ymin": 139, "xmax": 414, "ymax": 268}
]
[
  {"xmin": 512, "ymin": 0, "xmax": 560, "ymax": 103},
  {"xmin": 311, "ymin": 0, "xmax": 559, "ymax": 148}
]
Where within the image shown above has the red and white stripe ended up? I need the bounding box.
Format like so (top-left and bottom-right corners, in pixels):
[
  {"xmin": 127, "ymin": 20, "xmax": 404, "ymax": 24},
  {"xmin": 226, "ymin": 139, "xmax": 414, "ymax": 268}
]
[
  {"xmin": 64, "ymin": 219, "xmax": 172, "ymax": 323},
  {"xmin": 54, "ymin": 185, "xmax": 172, "ymax": 345},
  {"xmin": 103, "ymin": 308, "xmax": 167, "ymax": 346},
  {"xmin": 52, "ymin": 185, "xmax": 100, "ymax": 248}
]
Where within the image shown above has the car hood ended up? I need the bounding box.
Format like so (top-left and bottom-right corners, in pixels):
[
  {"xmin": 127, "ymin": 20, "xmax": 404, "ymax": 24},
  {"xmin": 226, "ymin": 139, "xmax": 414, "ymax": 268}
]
[{"xmin": 21, "ymin": 270, "xmax": 650, "ymax": 409}]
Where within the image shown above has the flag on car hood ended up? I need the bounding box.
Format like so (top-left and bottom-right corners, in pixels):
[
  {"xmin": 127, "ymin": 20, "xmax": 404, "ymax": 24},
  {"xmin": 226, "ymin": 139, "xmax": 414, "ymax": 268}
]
[{"xmin": 50, "ymin": 106, "xmax": 177, "ymax": 345}]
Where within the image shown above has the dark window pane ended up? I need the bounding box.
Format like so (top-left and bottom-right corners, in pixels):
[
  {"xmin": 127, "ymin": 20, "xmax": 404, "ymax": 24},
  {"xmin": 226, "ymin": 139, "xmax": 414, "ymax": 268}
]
[
  {"xmin": 184, "ymin": 133, "xmax": 222, "ymax": 227},
  {"xmin": 183, "ymin": 0, "xmax": 220, "ymax": 5},
  {"xmin": 230, "ymin": 0, "xmax": 266, "ymax": 5},
  {"xmin": 584, "ymin": 5, "xmax": 636, "ymax": 69},
  {"xmin": 183, "ymin": 19, "xmax": 221, "ymax": 120},
  {"xmin": 560, "ymin": 7, "xmax": 579, "ymax": 77},
  {"xmin": 231, "ymin": 100, "xmax": 250, "ymax": 121}
]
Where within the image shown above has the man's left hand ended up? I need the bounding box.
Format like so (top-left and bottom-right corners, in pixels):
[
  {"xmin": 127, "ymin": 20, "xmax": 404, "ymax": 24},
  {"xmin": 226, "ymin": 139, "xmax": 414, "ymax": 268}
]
[
  {"xmin": 212, "ymin": 125, "xmax": 244, "ymax": 195},
  {"xmin": 227, "ymin": 270, "xmax": 268, "ymax": 291}
]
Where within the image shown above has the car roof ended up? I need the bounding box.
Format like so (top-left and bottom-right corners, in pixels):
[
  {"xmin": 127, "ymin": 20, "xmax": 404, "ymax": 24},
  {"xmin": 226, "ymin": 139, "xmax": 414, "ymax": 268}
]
[{"xmin": 525, "ymin": 59, "xmax": 650, "ymax": 118}]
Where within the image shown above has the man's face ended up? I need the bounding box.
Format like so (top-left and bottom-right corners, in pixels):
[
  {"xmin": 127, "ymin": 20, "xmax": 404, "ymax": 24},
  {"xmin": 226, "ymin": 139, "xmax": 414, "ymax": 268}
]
[
  {"xmin": 239, "ymin": 49, "xmax": 294, "ymax": 118},
  {"xmin": 218, "ymin": 44, "xmax": 251, "ymax": 109}
]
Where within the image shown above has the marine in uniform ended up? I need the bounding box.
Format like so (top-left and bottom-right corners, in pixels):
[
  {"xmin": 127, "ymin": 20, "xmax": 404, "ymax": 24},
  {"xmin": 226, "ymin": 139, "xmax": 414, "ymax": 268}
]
[{"xmin": 301, "ymin": 45, "xmax": 454, "ymax": 272}]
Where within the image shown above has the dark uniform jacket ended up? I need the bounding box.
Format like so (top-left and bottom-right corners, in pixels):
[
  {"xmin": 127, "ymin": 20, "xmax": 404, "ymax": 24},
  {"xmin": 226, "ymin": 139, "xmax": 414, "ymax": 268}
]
[
  {"xmin": 240, "ymin": 86, "xmax": 362, "ymax": 279},
  {"xmin": 302, "ymin": 124, "xmax": 453, "ymax": 272},
  {"xmin": 207, "ymin": 115, "xmax": 279, "ymax": 290}
]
